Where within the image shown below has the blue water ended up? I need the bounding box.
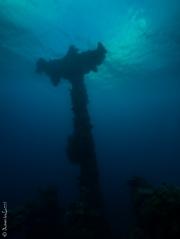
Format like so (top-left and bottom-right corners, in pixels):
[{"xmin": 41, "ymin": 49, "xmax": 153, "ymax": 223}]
[{"xmin": 0, "ymin": 0, "xmax": 180, "ymax": 238}]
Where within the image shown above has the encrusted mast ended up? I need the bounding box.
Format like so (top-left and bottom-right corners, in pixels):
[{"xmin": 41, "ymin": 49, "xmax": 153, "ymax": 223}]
[{"xmin": 36, "ymin": 43, "xmax": 108, "ymax": 238}]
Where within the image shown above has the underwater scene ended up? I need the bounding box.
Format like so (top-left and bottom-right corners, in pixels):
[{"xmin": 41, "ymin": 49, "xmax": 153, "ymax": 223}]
[{"xmin": 0, "ymin": 0, "xmax": 180, "ymax": 238}]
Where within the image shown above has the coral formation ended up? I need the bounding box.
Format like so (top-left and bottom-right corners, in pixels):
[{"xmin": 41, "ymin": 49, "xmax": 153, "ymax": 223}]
[
  {"xmin": 1, "ymin": 185, "xmax": 66, "ymax": 238},
  {"xmin": 67, "ymin": 187, "xmax": 108, "ymax": 239},
  {"xmin": 126, "ymin": 175, "xmax": 180, "ymax": 239},
  {"xmin": 36, "ymin": 43, "xmax": 107, "ymax": 86}
]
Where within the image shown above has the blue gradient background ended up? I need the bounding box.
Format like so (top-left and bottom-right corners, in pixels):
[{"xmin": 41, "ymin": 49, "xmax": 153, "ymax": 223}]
[{"xmin": 0, "ymin": 0, "xmax": 180, "ymax": 238}]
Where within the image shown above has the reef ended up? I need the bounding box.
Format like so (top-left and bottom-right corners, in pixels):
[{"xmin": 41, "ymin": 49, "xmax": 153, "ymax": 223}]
[
  {"xmin": 35, "ymin": 43, "xmax": 109, "ymax": 238},
  {"xmin": 125, "ymin": 175, "xmax": 180, "ymax": 239},
  {"xmin": 1, "ymin": 185, "xmax": 67, "ymax": 239},
  {"xmin": 67, "ymin": 186, "xmax": 108, "ymax": 239}
]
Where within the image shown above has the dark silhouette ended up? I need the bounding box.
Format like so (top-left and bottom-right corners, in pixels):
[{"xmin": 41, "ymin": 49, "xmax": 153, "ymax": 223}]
[
  {"xmin": 125, "ymin": 175, "xmax": 180, "ymax": 239},
  {"xmin": 36, "ymin": 43, "xmax": 107, "ymax": 86},
  {"xmin": 0, "ymin": 185, "xmax": 66, "ymax": 239},
  {"xmin": 36, "ymin": 43, "xmax": 108, "ymax": 238}
]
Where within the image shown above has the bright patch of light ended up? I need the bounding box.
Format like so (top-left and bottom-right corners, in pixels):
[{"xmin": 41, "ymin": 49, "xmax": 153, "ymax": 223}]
[{"xmin": 0, "ymin": 0, "xmax": 180, "ymax": 86}]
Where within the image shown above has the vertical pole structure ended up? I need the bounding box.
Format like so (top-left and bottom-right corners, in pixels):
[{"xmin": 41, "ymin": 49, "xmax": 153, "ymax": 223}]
[
  {"xmin": 67, "ymin": 79, "xmax": 103, "ymax": 211},
  {"xmin": 35, "ymin": 43, "xmax": 108, "ymax": 238}
]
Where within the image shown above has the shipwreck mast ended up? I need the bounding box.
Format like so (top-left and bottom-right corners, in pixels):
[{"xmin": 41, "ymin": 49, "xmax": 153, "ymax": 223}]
[{"xmin": 36, "ymin": 43, "xmax": 108, "ymax": 238}]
